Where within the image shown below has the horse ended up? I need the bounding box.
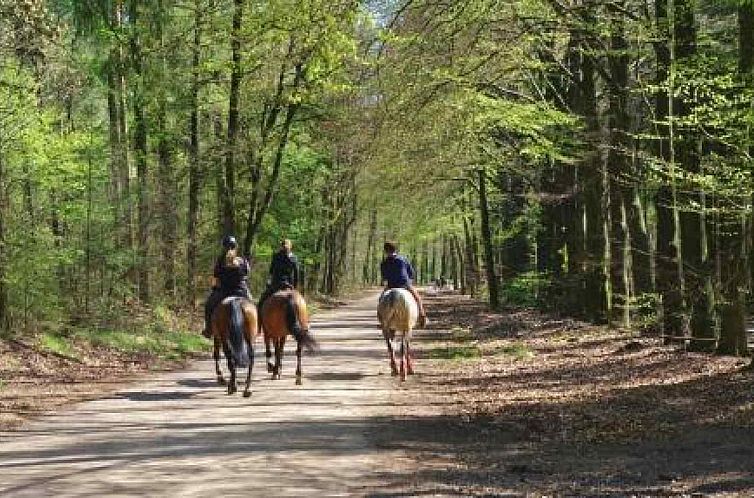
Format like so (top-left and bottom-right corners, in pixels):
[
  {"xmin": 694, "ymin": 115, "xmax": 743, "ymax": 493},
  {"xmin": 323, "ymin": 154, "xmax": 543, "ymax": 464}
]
[
  {"xmin": 259, "ymin": 289, "xmax": 317, "ymax": 385},
  {"xmin": 210, "ymin": 297, "xmax": 259, "ymax": 397},
  {"xmin": 377, "ymin": 288, "xmax": 418, "ymax": 381}
]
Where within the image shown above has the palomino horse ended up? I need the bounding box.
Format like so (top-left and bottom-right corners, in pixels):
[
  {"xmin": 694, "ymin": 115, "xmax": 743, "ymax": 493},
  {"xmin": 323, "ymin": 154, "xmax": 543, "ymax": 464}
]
[
  {"xmin": 260, "ymin": 289, "xmax": 318, "ymax": 385},
  {"xmin": 210, "ymin": 297, "xmax": 259, "ymax": 397},
  {"xmin": 377, "ymin": 288, "xmax": 418, "ymax": 381}
]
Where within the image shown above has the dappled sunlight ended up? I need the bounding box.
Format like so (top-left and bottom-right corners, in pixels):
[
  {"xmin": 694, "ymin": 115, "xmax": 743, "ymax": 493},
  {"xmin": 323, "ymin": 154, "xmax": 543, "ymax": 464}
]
[{"xmin": 390, "ymin": 293, "xmax": 754, "ymax": 495}]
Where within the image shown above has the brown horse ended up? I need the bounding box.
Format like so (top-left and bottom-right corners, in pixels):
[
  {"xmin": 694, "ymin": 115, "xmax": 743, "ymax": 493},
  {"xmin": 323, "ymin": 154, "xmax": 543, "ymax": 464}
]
[
  {"xmin": 210, "ymin": 297, "xmax": 259, "ymax": 397},
  {"xmin": 260, "ymin": 289, "xmax": 318, "ymax": 385}
]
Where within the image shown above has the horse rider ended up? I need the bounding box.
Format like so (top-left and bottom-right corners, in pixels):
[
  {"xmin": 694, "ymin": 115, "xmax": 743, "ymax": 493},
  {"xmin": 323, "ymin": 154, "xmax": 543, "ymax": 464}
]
[
  {"xmin": 202, "ymin": 235, "xmax": 252, "ymax": 338},
  {"xmin": 380, "ymin": 241, "xmax": 428, "ymax": 327},
  {"xmin": 256, "ymin": 238, "xmax": 318, "ymax": 351},
  {"xmin": 258, "ymin": 238, "xmax": 300, "ymax": 309}
]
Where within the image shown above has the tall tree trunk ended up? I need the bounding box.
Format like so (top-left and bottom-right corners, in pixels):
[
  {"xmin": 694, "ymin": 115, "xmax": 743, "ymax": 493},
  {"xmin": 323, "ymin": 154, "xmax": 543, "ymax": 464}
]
[
  {"xmin": 156, "ymin": 0, "xmax": 176, "ymax": 298},
  {"xmin": 223, "ymin": 0, "xmax": 243, "ymax": 236},
  {"xmin": 718, "ymin": 4, "xmax": 753, "ymax": 355},
  {"xmin": 116, "ymin": 0, "xmax": 132, "ymax": 251},
  {"xmin": 0, "ymin": 151, "xmax": 7, "ymax": 330},
  {"xmin": 453, "ymin": 234, "xmax": 466, "ymax": 294},
  {"xmin": 655, "ymin": 0, "xmax": 684, "ymax": 338},
  {"xmin": 673, "ymin": 0, "xmax": 713, "ymax": 348},
  {"xmin": 363, "ymin": 207, "xmax": 377, "ymax": 284},
  {"xmin": 607, "ymin": 5, "xmax": 630, "ymax": 326},
  {"xmin": 478, "ymin": 169, "xmax": 499, "ymax": 308},
  {"xmin": 131, "ymin": 0, "xmax": 150, "ymax": 303},
  {"xmin": 463, "ymin": 215, "xmax": 478, "ymax": 297},
  {"xmin": 578, "ymin": 40, "xmax": 606, "ymax": 322},
  {"xmin": 187, "ymin": 0, "xmax": 202, "ymax": 308},
  {"xmin": 106, "ymin": 62, "xmax": 122, "ymax": 227}
]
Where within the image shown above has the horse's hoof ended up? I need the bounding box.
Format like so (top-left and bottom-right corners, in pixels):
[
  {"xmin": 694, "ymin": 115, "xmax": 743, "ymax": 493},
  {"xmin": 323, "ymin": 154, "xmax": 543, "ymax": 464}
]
[
  {"xmin": 217, "ymin": 376, "xmax": 226, "ymax": 386},
  {"xmin": 295, "ymin": 377, "xmax": 302, "ymax": 386},
  {"xmin": 390, "ymin": 369, "xmax": 398, "ymax": 376},
  {"xmin": 243, "ymin": 390, "xmax": 252, "ymax": 398}
]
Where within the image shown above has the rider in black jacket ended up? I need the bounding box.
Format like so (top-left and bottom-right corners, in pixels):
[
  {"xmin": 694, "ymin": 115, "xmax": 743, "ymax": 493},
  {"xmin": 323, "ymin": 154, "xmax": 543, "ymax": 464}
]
[
  {"xmin": 202, "ymin": 235, "xmax": 251, "ymax": 338},
  {"xmin": 258, "ymin": 239, "xmax": 299, "ymax": 310}
]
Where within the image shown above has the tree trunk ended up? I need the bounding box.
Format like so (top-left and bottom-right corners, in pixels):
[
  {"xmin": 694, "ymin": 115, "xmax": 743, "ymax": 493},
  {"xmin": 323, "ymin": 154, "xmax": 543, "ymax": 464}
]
[
  {"xmin": 717, "ymin": 4, "xmax": 754, "ymax": 355},
  {"xmin": 131, "ymin": 0, "xmax": 150, "ymax": 303},
  {"xmin": 156, "ymin": 0, "xmax": 176, "ymax": 298},
  {"xmin": 116, "ymin": 0, "xmax": 132, "ymax": 251},
  {"xmin": 478, "ymin": 169, "xmax": 499, "ymax": 308},
  {"xmin": 462, "ymin": 215, "xmax": 478, "ymax": 297},
  {"xmin": 363, "ymin": 208, "xmax": 377, "ymax": 284},
  {"xmin": 453, "ymin": 234, "xmax": 466, "ymax": 294},
  {"xmin": 607, "ymin": 6, "xmax": 630, "ymax": 326},
  {"xmin": 187, "ymin": 0, "xmax": 202, "ymax": 308},
  {"xmin": 223, "ymin": 0, "xmax": 243, "ymax": 236},
  {"xmin": 673, "ymin": 0, "xmax": 714, "ymax": 348},
  {"xmin": 655, "ymin": 0, "xmax": 684, "ymax": 337},
  {"xmin": 0, "ymin": 151, "xmax": 7, "ymax": 330}
]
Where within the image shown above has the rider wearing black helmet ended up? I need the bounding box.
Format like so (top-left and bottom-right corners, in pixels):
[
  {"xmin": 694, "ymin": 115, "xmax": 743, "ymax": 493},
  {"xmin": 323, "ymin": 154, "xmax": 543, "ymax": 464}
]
[{"xmin": 201, "ymin": 235, "xmax": 252, "ymax": 338}]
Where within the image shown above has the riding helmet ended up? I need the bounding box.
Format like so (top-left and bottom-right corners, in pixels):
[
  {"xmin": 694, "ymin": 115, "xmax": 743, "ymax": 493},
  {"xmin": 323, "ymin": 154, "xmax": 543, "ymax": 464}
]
[{"xmin": 222, "ymin": 235, "xmax": 238, "ymax": 249}]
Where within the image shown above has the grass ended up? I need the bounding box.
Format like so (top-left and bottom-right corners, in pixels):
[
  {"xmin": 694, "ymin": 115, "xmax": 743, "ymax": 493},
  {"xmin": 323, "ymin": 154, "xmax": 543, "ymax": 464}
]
[
  {"xmin": 73, "ymin": 326, "xmax": 206, "ymax": 360},
  {"xmin": 427, "ymin": 344, "xmax": 482, "ymax": 360},
  {"xmin": 495, "ymin": 342, "xmax": 535, "ymax": 360},
  {"xmin": 39, "ymin": 332, "xmax": 77, "ymax": 359}
]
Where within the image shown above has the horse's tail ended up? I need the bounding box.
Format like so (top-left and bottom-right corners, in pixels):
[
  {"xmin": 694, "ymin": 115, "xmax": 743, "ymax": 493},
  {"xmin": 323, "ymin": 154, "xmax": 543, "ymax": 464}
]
[
  {"xmin": 227, "ymin": 299, "xmax": 250, "ymax": 368},
  {"xmin": 286, "ymin": 294, "xmax": 318, "ymax": 353}
]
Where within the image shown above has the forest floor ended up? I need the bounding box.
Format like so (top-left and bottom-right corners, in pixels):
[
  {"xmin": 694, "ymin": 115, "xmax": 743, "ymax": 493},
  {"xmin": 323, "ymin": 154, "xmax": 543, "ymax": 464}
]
[
  {"xmin": 374, "ymin": 291, "xmax": 754, "ymax": 496},
  {"xmin": 0, "ymin": 314, "xmax": 204, "ymax": 431}
]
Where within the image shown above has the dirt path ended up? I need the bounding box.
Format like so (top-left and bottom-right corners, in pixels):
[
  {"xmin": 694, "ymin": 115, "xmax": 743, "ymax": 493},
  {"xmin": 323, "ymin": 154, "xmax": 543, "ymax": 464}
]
[{"xmin": 0, "ymin": 292, "xmax": 424, "ymax": 497}]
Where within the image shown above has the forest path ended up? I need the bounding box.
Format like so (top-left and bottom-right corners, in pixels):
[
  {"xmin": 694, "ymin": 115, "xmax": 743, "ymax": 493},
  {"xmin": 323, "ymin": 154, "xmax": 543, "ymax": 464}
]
[{"xmin": 0, "ymin": 292, "xmax": 420, "ymax": 497}]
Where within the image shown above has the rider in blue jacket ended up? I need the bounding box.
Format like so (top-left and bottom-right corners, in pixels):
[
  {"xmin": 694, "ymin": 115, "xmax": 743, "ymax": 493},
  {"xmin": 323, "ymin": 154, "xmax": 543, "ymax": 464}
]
[{"xmin": 380, "ymin": 241, "xmax": 428, "ymax": 327}]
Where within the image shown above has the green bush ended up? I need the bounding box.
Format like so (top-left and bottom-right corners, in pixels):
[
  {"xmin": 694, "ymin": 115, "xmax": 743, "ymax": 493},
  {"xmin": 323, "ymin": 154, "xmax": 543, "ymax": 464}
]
[{"xmin": 500, "ymin": 272, "xmax": 548, "ymax": 307}]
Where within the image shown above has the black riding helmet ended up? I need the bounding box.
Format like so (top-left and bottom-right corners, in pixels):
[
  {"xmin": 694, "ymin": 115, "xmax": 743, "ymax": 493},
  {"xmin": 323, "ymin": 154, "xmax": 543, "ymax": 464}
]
[{"xmin": 222, "ymin": 235, "xmax": 238, "ymax": 250}]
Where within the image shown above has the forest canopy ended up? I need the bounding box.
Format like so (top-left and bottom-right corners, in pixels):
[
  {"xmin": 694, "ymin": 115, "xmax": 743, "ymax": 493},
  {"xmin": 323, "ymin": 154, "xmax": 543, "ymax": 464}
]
[{"xmin": 0, "ymin": 0, "xmax": 752, "ymax": 357}]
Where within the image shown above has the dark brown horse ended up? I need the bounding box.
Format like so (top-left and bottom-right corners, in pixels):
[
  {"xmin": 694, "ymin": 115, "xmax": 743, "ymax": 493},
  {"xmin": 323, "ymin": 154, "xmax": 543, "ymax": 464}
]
[
  {"xmin": 210, "ymin": 297, "xmax": 259, "ymax": 397},
  {"xmin": 260, "ymin": 289, "xmax": 317, "ymax": 385}
]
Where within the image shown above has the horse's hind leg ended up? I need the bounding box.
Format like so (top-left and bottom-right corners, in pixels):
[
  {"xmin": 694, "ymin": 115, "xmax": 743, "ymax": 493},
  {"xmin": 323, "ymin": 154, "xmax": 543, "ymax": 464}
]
[
  {"xmin": 243, "ymin": 338, "xmax": 254, "ymax": 398},
  {"xmin": 384, "ymin": 332, "xmax": 398, "ymax": 376},
  {"xmin": 214, "ymin": 338, "xmax": 226, "ymax": 385},
  {"xmin": 265, "ymin": 335, "xmax": 274, "ymax": 373},
  {"xmin": 406, "ymin": 337, "xmax": 415, "ymax": 375},
  {"xmin": 224, "ymin": 345, "xmax": 237, "ymax": 395},
  {"xmin": 399, "ymin": 336, "xmax": 407, "ymax": 382},
  {"xmin": 295, "ymin": 342, "xmax": 303, "ymax": 386},
  {"xmin": 273, "ymin": 337, "xmax": 285, "ymax": 380}
]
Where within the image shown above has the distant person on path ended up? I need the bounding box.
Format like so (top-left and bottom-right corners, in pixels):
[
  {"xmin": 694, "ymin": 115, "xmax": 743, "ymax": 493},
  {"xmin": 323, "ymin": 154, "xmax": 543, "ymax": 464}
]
[
  {"xmin": 380, "ymin": 241, "xmax": 428, "ymax": 327},
  {"xmin": 202, "ymin": 235, "xmax": 252, "ymax": 338}
]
